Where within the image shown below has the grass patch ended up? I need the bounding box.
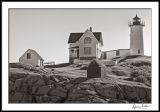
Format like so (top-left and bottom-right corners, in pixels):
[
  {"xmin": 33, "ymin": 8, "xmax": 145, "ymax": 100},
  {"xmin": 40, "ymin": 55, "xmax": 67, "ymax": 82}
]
[
  {"xmin": 130, "ymin": 65, "xmax": 151, "ymax": 86},
  {"xmin": 118, "ymin": 55, "xmax": 142, "ymax": 63}
]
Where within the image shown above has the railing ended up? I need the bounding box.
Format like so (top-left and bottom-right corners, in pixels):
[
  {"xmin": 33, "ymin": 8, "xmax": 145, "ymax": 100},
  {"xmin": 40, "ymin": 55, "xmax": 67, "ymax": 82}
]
[
  {"xmin": 43, "ymin": 62, "xmax": 55, "ymax": 66},
  {"xmin": 128, "ymin": 21, "xmax": 145, "ymax": 27}
]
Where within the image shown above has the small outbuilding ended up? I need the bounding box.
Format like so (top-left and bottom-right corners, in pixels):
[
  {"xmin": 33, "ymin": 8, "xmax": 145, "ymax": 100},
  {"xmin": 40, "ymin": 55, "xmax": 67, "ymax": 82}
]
[
  {"xmin": 19, "ymin": 49, "xmax": 44, "ymax": 67},
  {"xmin": 87, "ymin": 59, "xmax": 107, "ymax": 79}
]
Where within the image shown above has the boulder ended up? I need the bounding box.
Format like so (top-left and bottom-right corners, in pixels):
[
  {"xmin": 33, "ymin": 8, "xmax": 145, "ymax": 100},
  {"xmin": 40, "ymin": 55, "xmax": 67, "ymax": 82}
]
[
  {"xmin": 67, "ymin": 78, "xmax": 151, "ymax": 103},
  {"xmin": 49, "ymin": 96, "xmax": 64, "ymax": 103},
  {"xmin": 10, "ymin": 92, "xmax": 24, "ymax": 103},
  {"xmin": 49, "ymin": 89, "xmax": 66, "ymax": 98},
  {"xmin": 21, "ymin": 93, "xmax": 32, "ymax": 103},
  {"xmin": 41, "ymin": 95, "xmax": 50, "ymax": 103},
  {"xmin": 34, "ymin": 78, "xmax": 45, "ymax": 86},
  {"xmin": 9, "ymin": 80, "xmax": 15, "ymax": 92},
  {"xmin": 24, "ymin": 74, "xmax": 42, "ymax": 86},
  {"xmin": 9, "ymin": 71, "xmax": 28, "ymax": 82},
  {"xmin": 36, "ymin": 85, "xmax": 51, "ymax": 95},
  {"xmin": 13, "ymin": 78, "xmax": 24, "ymax": 91}
]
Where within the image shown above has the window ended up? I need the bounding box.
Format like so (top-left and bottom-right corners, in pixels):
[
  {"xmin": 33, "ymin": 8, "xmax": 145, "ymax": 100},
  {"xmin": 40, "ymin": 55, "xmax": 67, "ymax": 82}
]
[
  {"xmin": 71, "ymin": 49, "xmax": 74, "ymax": 53},
  {"xmin": 138, "ymin": 49, "xmax": 140, "ymax": 54},
  {"xmin": 104, "ymin": 52, "xmax": 107, "ymax": 59},
  {"xmin": 84, "ymin": 37, "xmax": 91, "ymax": 44},
  {"xmin": 84, "ymin": 47, "xmax": 91, "ymax": 54},
  {"xmin": 77, "ymin": 49, "xmax": 79, "ymax": 58},
  {"xmin": 27, "ymin": 53, "xmax": 31, "ymax": 59},
  {"xmin": 116, "ymin": 50, "xmax": 119, "ymax": 56}
]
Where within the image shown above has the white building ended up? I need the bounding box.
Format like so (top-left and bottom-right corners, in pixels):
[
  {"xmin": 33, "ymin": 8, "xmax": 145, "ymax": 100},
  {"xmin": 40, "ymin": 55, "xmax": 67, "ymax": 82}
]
[
  {"xmin": 19, "ymin": 49, "xmax": 44, "ymax": 67},
  {"xmin": 102, "ymin": 14, "xmax": 145, "ymax": 60},
  {"xmin": 129, "ymin": 14, "xmax": 145, "ymax": 55},
  {"xmin": 68, "ymin": 27, "xmax": 103, "ymax": 63},
  {"xmin": 102, "ymin": 49, "xmax": 130, "ymax": 60}
]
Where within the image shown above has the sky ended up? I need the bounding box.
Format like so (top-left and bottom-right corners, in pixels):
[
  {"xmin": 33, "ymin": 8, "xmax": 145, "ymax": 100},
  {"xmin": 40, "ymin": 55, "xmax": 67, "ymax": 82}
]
[{"xmin": 9, "ymin": 8, "xmax": 151, "ymax": 64}]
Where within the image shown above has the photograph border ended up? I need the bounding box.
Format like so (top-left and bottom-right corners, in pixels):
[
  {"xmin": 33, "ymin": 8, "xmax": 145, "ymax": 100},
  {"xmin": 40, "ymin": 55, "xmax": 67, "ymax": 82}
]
[{"xmin": 2, "ymin": 1, "xmax": 159, "ymax": 111}]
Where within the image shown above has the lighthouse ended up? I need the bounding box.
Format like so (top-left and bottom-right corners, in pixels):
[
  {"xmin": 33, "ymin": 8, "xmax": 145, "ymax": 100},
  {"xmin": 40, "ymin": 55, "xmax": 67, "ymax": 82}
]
[{"xmin": 129, "ymin": 14, "xmax": 145, "ymax": 55}]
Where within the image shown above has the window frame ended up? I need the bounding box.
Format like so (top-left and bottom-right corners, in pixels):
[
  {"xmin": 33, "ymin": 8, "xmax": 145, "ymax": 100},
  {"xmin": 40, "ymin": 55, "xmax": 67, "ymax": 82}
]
[
  {"xmin": 84, "ymin": 47, "xmax": 92, "ymax": 55},
  {"xmin": 71, "ymin": 49, "xmax": 74, "ymax": 53},
  {"xmin": 84, "ymin": 37, "xmax": 92, "ymax": 44},
  {"xmin": 116, "ymin": 50, "xmax": 120, "ymax": 56},
  {"xmin": 27, "ymin": 53, "xmax": 31, "ymax": 59}
]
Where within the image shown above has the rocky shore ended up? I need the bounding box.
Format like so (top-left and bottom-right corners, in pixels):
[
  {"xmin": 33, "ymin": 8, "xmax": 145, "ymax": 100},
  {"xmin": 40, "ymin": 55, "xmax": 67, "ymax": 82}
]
[{"xmin": 9, "ymin": 55, "xmax": 151, "ymax": 103}]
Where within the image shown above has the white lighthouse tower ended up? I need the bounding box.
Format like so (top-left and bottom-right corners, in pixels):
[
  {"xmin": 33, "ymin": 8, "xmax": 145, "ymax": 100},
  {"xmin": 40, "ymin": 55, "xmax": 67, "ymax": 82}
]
[{"xmin": 129, "ymin": 14, "xmax": 145, "ymax": 55}]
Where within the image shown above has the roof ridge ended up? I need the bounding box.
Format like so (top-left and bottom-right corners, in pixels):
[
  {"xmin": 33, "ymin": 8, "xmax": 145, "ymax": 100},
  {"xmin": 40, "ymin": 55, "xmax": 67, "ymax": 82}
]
[
  {"xmin": 27, "ymin": 49, "xmax": 44, "ymax": 60},
  {"xmin": 103, "ymin": 48, "xmax": 130, "ymax": 52},
  {"xmin": 68, "ymin": 32, "xmax": 102, "ymax": 44}
]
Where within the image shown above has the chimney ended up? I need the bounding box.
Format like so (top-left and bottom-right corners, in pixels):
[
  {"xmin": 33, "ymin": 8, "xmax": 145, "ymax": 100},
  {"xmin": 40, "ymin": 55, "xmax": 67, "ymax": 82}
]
[{"xmin": 89, "ymin": 27, "xmax": 92, "ymax": 32}]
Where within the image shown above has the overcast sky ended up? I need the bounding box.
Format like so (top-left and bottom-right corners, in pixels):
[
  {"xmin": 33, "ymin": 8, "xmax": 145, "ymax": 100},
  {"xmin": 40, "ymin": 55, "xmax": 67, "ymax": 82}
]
[{"xmin": 9, "ymin": 8, "xmax": 151, "ymax": 64}]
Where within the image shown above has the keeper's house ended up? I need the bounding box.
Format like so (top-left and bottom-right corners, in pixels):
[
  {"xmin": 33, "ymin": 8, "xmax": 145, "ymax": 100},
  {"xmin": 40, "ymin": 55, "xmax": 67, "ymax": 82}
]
[{"xmin": 68, "ymin": 27, "xmax": 103, "ymax": 63}]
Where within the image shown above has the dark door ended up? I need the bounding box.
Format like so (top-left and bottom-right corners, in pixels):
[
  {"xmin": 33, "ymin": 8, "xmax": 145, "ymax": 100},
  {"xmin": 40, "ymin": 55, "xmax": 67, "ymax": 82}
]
[{"xmin": 87, "ymin": 65, "xmax": 101, "ymax": 78}]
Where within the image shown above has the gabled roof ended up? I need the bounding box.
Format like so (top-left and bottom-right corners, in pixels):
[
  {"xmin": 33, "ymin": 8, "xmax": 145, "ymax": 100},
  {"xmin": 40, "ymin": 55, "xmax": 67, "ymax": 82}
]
[
  {"xmin": 88, "ymin": 59, "xmax": 107, "ymax": 68},
  {"xmin": 68, "ymin": 32, "xmax": 103, "ymax": 45},
  {"xmin": 68, "ymin": 33, "xmax": 83, "ymax": 43},
  {"xmin": 19, "ymin": 49, "xmax": 44, "ymax": 61}
]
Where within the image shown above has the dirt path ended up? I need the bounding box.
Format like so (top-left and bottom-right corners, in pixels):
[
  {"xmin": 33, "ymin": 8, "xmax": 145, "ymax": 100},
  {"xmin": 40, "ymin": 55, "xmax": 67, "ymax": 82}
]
[{"xmin": 54, "ymin": 66, "xmax": 87, "ymax": 78}]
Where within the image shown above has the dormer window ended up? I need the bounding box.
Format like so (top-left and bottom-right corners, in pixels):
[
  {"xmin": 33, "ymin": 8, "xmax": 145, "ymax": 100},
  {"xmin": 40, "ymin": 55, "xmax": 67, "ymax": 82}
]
[{"xmin": 84, "ymin": 37, "xmax": 91, "ymax": 44}]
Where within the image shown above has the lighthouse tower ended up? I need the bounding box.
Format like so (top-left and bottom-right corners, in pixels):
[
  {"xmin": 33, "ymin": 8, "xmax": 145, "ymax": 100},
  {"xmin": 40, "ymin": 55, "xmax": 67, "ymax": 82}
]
[{"xmin": 129, "ymin": 14, "xmax": 145, "ymax": 55}]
